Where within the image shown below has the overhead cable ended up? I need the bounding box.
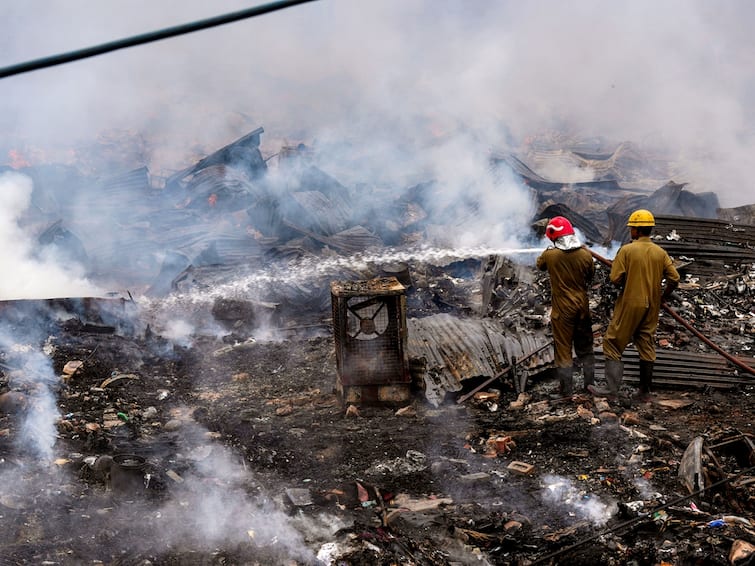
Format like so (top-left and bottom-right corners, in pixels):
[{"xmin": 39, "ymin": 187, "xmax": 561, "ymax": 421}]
[{"xmin": 0, "ymin": 0, "xmax": 319, "ymax": 79}]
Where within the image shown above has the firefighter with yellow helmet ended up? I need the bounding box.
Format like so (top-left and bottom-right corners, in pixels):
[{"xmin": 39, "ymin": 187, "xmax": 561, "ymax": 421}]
[{"xmin": 592, "ymin": 209, "xmax": 680, "ymax": 403}]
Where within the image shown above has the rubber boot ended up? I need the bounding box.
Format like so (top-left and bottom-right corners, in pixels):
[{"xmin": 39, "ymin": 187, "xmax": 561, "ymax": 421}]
[
  {"xmin": 634, "ymin": 360, "xmax": 654, "ymax": 403},
  {"xmin": 605, "ymin": 359, "xmax": 624, "ymax": 399},
  {"xmin": 549, "ymin": 367, "xmax": 574, "ymax": 400},
  {"xmin": 586, "ymin": 358, "xmax": 621, "ymax": 398},
  {"xmin": 580, "ymin": 354, "xmax": 595, "ymax": 391},
  {"xmin": 558, "ymin": 367, "xmax": 574, "ymax": 397},
  {"xmin": 604, "ymin": 359, "xmax": 632, "ymax": 407}
]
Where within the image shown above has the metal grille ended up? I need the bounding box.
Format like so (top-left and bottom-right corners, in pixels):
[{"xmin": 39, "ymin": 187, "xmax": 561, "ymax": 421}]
[{"xmin": 331, "ymin": 277, "xmax": 409, "ymax": 386}]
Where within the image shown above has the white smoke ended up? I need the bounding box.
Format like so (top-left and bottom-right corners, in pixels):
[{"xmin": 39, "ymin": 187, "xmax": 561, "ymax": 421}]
[
  {"xmin": 0, "ymin": 172, "xmax": 103, "ymax": 300},
  {"xmin": 541, "ymin": 474, "xmax": 617, "ymax": 527},
  {"xmin": 162, "ymin": 318, "xmax": 195, "ymax": 347},
  {"xmin": 633, "ymin": 476, "xmax": 662, "ymax": 502},
  {"xmin": 0, "ymin": 336, "xmax": 61, "ymax": 462},
  {"xmin": 1, "ymin": 0, "xmax": 753, "ymax": 210},
  {"xmin": 135, "ymin": 419, "xmax": 339, "ymax": 560}
]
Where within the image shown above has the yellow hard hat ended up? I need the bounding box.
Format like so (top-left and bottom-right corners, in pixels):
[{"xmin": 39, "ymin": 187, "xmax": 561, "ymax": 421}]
[{"xmin": 627, "ymin": 209, "xmax": 655, "ymax": 227}]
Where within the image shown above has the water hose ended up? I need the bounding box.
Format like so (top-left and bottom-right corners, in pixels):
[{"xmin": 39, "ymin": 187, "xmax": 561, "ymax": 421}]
[{"xmin": 586, "ymin": 247, "xmax": 755, "ymax": 376}]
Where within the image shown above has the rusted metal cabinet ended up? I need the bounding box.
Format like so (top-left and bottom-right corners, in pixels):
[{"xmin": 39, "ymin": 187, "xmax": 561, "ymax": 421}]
[{"xmin": 330, "ymin": 277, "xmax": 410, "ymax": 404}]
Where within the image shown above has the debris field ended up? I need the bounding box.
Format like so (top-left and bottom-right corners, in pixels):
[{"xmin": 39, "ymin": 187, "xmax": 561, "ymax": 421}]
[{"xmin": 1, "ymin": 127, "xmax": 754, "ymax": 565}]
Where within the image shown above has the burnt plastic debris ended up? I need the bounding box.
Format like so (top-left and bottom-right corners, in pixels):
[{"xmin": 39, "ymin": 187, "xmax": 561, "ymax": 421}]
[{"xmin": 110, "ymin": 453, "xmax": 146, "ymax": 495}]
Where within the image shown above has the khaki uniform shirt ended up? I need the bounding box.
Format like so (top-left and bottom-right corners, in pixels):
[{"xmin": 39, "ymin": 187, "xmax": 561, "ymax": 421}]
[
  {"xmin": 536, "ymin": 246, "xmax": 594, "ymax": 319},
  {"xmin": 603, "ymin": 236, "xmax": 681, "ymax": 361},
  {"xmin": 610, "ymin": 236, "xmax": 680, "ymax": 311}
]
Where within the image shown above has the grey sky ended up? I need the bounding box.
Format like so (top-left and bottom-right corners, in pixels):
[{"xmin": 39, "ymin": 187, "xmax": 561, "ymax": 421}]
[{"xmin": 1, "ymin": 0, "xmax": 755, "ymax": 206}]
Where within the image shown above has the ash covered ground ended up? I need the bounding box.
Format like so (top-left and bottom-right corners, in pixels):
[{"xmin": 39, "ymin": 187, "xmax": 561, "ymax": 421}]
[
  {"xmin": 0, "ymin": 253, "xmax": 754, "ymax": 566},
  {"xmin": 3, "ymin": 2, "xmax": 755, "ymax": 564},
  {"xmin": 0, "ymin": 124, "xmax": 754, "ymax": 564}
]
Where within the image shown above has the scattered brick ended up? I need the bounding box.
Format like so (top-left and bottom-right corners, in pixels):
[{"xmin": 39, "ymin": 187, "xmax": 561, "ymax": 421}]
[{"xmin": 507, "ymin": 461, "xmax": 535, "ymax": 475}]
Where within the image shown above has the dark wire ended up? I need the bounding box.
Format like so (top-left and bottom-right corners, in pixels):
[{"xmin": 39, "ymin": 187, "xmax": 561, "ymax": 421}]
[{"xmin": 0, "ymin": 0, "xmax": 319, "ymax": 79}]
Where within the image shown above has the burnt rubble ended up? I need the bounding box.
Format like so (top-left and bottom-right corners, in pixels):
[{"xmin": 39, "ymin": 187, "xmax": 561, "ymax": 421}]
[{"xmin": 1, "ymin": 127, "xmax": 755, "ymax": 564}]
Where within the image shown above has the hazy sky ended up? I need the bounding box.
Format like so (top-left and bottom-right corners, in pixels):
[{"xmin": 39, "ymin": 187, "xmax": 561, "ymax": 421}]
[{"xmin": 2, "ymin": 0, "xmax": 755, "ymax": 206}]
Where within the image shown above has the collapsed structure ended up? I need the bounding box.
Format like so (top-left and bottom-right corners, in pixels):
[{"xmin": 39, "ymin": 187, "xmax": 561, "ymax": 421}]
[{"xmin": 0, "ymin": 126, "xmax": 754, "ymax": 564}]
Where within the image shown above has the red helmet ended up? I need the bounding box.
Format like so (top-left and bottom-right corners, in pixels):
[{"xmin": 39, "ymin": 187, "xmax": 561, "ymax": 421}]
[{"xmin": 545, "ymin": 216, "xmax": 575, "ymax": 241}]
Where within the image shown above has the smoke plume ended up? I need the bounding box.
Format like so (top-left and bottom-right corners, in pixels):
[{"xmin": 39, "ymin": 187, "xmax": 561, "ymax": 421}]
[
  {"xmin": 0, "ymin": 172, "xmax": 103, "ymax": 300},
  {"xmin": 1, "ymin": 0, "xmax": 753, "ymax": 210}
]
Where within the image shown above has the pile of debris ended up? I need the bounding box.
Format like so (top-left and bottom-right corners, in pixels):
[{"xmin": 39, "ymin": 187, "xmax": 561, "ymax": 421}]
[{"xmin": 0, "ymin": 126, "xmax": 754, "ymax": 564}]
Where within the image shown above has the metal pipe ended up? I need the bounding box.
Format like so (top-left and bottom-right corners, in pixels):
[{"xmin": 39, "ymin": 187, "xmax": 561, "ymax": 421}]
[
  {"xmin": 456, "ymin": 340, "xmax": 553, "ymax": 404},
  {"xmin": 585, "ymin": 247, "xmax": 755, "ymax": 376}
]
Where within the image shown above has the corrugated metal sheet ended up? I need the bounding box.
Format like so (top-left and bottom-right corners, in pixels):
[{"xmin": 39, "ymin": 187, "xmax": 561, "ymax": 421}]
[
  {"xmin": 288, "ymin": 190, "xmax": 352, "ymax": 236},
  {"xmin": 68, "ymin": 167, "xmax": 153, "ymax": 230},
  {"xmin": 165, "ymin": 127, "xmax": 266, "ymax": 187},
  {"xmin": 651, "ymin": 214, "xmax": 755, "ymax": 275},
  {"xmin": 183, "ymin": 164, "xmax": 262, "ymax": 208},
  {"xmin": 595, "ymin": 347, "xmax": 755, "ymax": 389},
  {"xmin": 606, "ymin": 182, "xmax": 721, "ymax": 243},
  {"xmin": 284, "ymin": 222, "xmax": 383, "ymax": 254},
  {"xmin": 407, "ymin": 313, "xmax": 553, "ymax": 406},
  {"xmin": 490, "ymin": 153, "xmax": 622, "ymax": 192},
  {"xmin": 490, "ymin": 153, "xmax": 557, "ymax": 188},
  {"xmin": 654, "ymin": 215, "xmax": 754, "ymax": 249}
]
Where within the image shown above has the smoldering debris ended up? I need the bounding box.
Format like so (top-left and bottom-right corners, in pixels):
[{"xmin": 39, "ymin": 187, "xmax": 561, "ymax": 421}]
[
  {"xmin": 541, "ymin": 474, "xmax": 617, "ymax": 527},
  {"xmin": 0, "ymin": 124, "xmax": 754, "ymax": 564}
]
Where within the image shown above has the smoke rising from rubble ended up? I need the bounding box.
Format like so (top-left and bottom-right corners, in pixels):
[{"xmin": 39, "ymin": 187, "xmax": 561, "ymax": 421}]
[
  {"xmin": 0, "ymin": 172, "xmax": 103, "ymax": 300},
  {"xmin": 633, "ymin": 476, "xmax": 661, "ymax": 502},
  {"xmin": 135, "ymin": 418, "xmax": 333, "ymax": 560},
  {"xmin": 0, "ymin": 331, "xmax": 60, "ymax": 461},
  {"xmin": 3, "ymin": 1, "xmax": 755, "ymax": 208},
  {"xmin": 541, "ymin": 474, "xmax": 617, "ymax": 527},
  {"xmin": 161, "ymin": 319, "xmax": 195, "ymax": 348}
]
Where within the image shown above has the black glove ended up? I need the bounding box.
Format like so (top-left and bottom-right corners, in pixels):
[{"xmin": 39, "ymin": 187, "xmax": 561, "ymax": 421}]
[{"xmin": 661, "ymin": 287, "xmax": 680, "ymax": 304}]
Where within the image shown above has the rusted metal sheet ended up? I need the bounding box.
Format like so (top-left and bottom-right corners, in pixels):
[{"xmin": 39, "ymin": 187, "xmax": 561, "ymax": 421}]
[
  {"xmin": 165, "ymin": 127, "xmax": 266, "ymax": 187},
  {"xmin": 595, "ymin": 347, "xmax": 755, "ymax": 389},
  {"xmin": 407, "ymin": 313, "xmax": 552, "ymax": 406},
  {"xmin": 655, "ymin": 215, "xmax": 754, "ymax": 248},
  {"xmin": 652, "ymin": 214, "xmax": 755, "ymax": 273}
]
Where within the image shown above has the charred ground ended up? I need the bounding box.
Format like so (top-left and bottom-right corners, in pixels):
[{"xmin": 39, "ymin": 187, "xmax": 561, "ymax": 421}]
[
  {"xmin": 1, "ymin": 262, "xmax": 754, "ymax": 566},
  {"xmin": 0, "ymin": 128, "xmax": 754, "ymax": 565}
]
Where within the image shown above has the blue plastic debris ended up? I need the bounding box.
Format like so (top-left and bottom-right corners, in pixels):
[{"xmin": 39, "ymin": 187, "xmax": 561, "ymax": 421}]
[{"xmin": 707, "ymin": 519, "xmax": 725, "ymax": 528}]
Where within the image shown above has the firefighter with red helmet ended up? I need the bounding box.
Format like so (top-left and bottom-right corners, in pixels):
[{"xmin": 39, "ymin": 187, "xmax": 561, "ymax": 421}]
[
  {"xmin": 595, "ymin": 209, "xmax": 680, "ymax": 403},
  {"xmin": 536, "ymin": 216, "xmax": 596, "ymax": 397}
]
